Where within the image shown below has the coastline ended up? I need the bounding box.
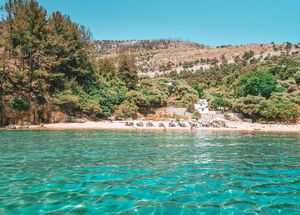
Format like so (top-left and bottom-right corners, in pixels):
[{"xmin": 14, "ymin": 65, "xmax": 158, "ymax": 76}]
[{"xmin": 3, "ymin": 121, "xmax": 299, "ymax": 134}]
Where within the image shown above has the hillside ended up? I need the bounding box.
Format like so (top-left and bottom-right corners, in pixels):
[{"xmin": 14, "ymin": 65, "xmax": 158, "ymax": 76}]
[
  {"xmin": 0, "ymin": 0, "xmax": 299, "ymax": 126},
  {"xmin": 93, "ymin": 40, "xmax": 300, "ymax": 77}
]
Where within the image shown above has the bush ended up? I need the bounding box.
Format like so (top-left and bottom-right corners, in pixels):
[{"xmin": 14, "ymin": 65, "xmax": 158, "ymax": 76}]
[
  {"xmin": 243, "ymin": 51, "xmax": 254, "ymax": 60},
  {"xmin": 270, "ymin": 63, "xmax": 300, "ymax": 80},
  {"xmin": 93, "ymin": 82, "xmax": 128, "ymax": 117},
  {"xmin": 294, "ymin": 71, "xmax": 300, "ymax": 84},
  {"xmin": 0, "ymin": 98, "xmax": 3, "ymax": 112},
  {"xmin": 192, "ymin": 111, "xmax": 201, "ymax": 120},
  {"xmin": 113, "ymin": 101, "xmax": 138, "ymax": 120},
  {"xmin": 233, "ymin": 96, "xmax": 266, "ymax": 121},
  {"xmin": 211, "ymin": 97, "xmax": 231, "ymax": 109},
  {"xmin": 260, "ymin": 97, "xmax": 299, "ymax": 123},
  {"xmin": 268, "ymin": 92, "xmax": 300, "ymax": 105},
  {"xmin": 126, "ymin": 89, "xmax": 168, "ymax": 108},
  {"xmin": 53, "ymin": 90, "xmax": 80, "ymax": 109},
  {"xmin": 96, "ymin": 58, "xmax": 116, "ymax": 79},
  {"xmin": 290, "ymin": 91, "xmax": 300, "ymax": 104},
  {"xmin": 279, "ymin": 79, "xmax": 297, "ymax": 92},
  {"xmin": 224, "ymin": 112, "xmax": 230, "ymax": 120},
  {"xmin": 235, "ymin": 70, "xmax": 280, "ymax": 98},
  {"xmin": 232, "ymin": 95, "xmax": 299, "ymax": 123},
  {"xmin": 126, "ymin": 91, "xmax": 145, "ymax": 106},
  {"xmin": 79, "ymin": 99, "xmax": 102, "ymax": 115},
  {"xmin": 172, "ymin": 80, "xmax": 198, "ymax": 99},
  {"xmin": 182, "ymin": 93, "xmax": 198, "ymax": 111},
  {"xmin": 192, "ymin": 83, "xmax": 205, "ymax": 98},
  {"xmin": 141, "ymin": 89, "xmax": 168, "ymax": 108},
  {"xmin": 282, "ymin": 66, "xmax": 300, "ymax": 80},
  {"xmin": 10, "ymin": 98, "xmax": 31, "ymax": 112}
]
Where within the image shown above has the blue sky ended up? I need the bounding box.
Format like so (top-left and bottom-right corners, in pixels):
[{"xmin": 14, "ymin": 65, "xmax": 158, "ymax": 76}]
[{"xmin": 2, "ymin": 0, "xmax": 300, "ymax": 46}]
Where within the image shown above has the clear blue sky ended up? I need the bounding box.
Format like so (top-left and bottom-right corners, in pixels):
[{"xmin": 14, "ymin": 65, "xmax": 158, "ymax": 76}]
[{"xmin": 2, "ymin": 0, "xmax": 300, "ymax": 46}]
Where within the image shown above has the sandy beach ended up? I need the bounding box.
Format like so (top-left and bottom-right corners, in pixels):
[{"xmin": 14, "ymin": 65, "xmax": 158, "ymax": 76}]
[{"xmin": 18, "ymin": 120, "xmax": 300, "ymax": 133}]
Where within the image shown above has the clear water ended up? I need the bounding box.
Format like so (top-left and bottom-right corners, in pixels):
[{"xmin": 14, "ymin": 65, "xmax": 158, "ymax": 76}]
[{"xmin": 0, "ymin": 131, "xmax": 300, "ymax": 214}]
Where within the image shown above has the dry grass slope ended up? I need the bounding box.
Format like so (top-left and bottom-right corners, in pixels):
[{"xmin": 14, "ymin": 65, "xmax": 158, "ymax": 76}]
[{"xmin": 92, "ymin": 40, "xmax": 300, "ymax": 77}]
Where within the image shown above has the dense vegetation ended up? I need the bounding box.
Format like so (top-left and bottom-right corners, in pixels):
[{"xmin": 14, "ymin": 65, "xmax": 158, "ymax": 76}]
[
  {"xmin": 0, "ymin": 0, "xmax": 299, "ymax": 125},
  {"xmin": 0, "ymin": 0, "xmax": 198, "ymax": 124},
  {"xmin": 170, "ymin": 56, "xmax": 300, "ymax": 123}
]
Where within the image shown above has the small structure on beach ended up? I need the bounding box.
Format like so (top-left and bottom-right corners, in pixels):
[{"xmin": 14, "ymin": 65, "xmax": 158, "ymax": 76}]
[{"xmin": 194, "ymin": 99, "xmax": 209, "ymax": 114}]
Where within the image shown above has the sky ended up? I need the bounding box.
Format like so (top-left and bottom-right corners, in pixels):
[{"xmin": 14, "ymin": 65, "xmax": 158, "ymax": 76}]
[{"xmin": 2, "ymin": 0, "xmax": 300, "ymax": 46}]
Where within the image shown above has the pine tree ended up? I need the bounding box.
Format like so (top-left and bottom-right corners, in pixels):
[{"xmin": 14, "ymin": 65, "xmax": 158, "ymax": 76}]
[
  {"xmin": 45, "ymin": 11, "xmax": 92, "ymax": 90},
  {"xmin": 118, "ymin": 53, "xmax": 138, "ymax": 90}
]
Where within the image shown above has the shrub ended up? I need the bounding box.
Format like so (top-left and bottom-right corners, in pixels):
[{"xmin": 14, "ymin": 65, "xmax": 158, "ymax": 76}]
[
  {"xmin": 260, "ymin": 97, "xmax": 299, "ymax": 123},
  {"xmin": 0, "ymin": 97, "xmax": 3, "ymax": 112},
  {"xmin": 126, "ymin": 89, "xmax": 168, "ymax": 108},
  {"xmin": 290, "ymin": 91, "xmax": 300, "ymax": 104},
  {"xmin": 141, "ymin": 89, "xmax": 168, "ymax": 108},
  {"xmin": 172, "ymin": 80, "xmax": 198, "ymax": 99},
  {"xmin": 269, "ymin": 92, "xmax": 300, "ymax": 107},
  {"xmin": 235, "ymin": 70, "xmax": 280, "ymax": 98},
  {"xmin": 279, "ymin": 79, "xmax": 297, "ymax": 92},
  {"xmin": 192, "ymin": 111, "xmax": 201, "ymax": 120},
  {"xmin": 232, "ymin": 95, "xmax": 299, "ymax": 123},
  {"xmin": 243, "ymin": 51, "xmax": 255, "ymax": 60},
  {"xmin": 211, "ymin": 97, "xmax": 231, "ymax": 109},
  {"xmin": 10, "ymin": 98, "xmax": 31, "ymax": 112},
  {"xmin": 181, "ymin": 93, "xmax": 198, "ymax": 108},
  {"xmin": 282, "ymin": 66, "xmax": 300, "ymax": 80},
  {"xmin": 113, "ymin": 101, "xmax": 138, "ymax": 120},
  {"xmin": 94, "ymin": 83, "xmax": 128, "ymax": 117},
  {"xmin": 224, "ymin": 112, "xmax": 230, "ymax": 120},
  {"xmin": 294, "ymin": 71, "xmax": 300, "ymax": 84},
  {"xmin": 96, "ymin": 58, "xmax": 116, "ymax": 79},
  {"xmin": 126, "ymin": 91, "xmax": 145, "ymax": 106},
  {"xmin": 192, "ymin": 83, "xmax": 205, "ymax": 98},
  {"xmin": 232, "ymin": 96, "xmax": 266, "ymax": 121},
  {"xmin": 79, "ymin": 99, "xmax": 102, "ymax": 115},
  {"xmin": 53, "ymin": 90, "xmax": 80, "ymax": 110}
]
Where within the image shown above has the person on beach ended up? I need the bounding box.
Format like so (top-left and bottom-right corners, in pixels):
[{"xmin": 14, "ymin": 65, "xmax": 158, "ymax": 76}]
[
  {"xmin": 190, "ymin": 122, "xmax": 197, "ymax": 131},
  {"xmin": 191, "ymin": 124, "xmax": 195, "ymax": 130}
]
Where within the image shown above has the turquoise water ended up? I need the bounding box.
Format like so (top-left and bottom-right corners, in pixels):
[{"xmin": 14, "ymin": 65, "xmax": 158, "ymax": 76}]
[{"xmin": 0, "ymin": 131, "xmax": 300, "ymax": 214}]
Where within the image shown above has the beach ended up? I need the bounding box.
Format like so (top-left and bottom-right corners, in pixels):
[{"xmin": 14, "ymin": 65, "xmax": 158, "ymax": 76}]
[{"xmin": 20, "ymin": 120, "xmax": 300, "ymax": 133}]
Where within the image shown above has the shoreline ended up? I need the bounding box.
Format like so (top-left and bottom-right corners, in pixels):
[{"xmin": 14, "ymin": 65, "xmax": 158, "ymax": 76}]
[{"xmin": 2, "ymin": 121, "xmax": 299, "ymax": 134}]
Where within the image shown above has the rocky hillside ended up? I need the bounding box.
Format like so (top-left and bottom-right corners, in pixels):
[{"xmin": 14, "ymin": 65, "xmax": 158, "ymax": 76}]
[
  {"xmin": 93, "ymin": 40, "xmax": 300, "ymax": 77},
  {"xmin": 93, "ymin": 39, "xmax": 204, "ymax": 54}
]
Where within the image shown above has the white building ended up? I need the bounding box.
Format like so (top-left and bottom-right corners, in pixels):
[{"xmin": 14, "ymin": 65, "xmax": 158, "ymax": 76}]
[{"xmin": 194, "ymin": 99, "xmax": 209, "ymax": 114}]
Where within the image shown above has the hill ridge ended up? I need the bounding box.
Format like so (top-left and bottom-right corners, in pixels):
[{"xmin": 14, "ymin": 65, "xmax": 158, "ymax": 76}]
[{"xmin": 92, "ymin": 39, "xmax": 300, "ymax": 77}]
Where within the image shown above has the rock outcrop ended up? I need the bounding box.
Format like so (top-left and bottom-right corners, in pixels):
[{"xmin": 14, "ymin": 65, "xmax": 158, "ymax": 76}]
[{"xmin": 0, "ymin": 105, "xmax": 71, "ymax": 127}]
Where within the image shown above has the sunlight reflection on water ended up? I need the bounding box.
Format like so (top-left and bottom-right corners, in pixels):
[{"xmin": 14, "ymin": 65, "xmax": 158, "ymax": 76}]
[{"xmin": 0, "ymin": 130, "xmax": 299, "ymax": 214}]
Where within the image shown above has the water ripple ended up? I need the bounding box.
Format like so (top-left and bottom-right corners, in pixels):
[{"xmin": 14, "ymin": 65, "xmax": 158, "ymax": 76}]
[{"xmin": 0, "ymin": 130, "xmax": 299, "ymax": 214}]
